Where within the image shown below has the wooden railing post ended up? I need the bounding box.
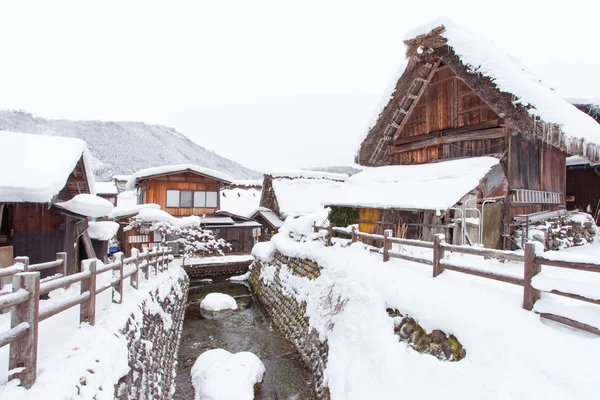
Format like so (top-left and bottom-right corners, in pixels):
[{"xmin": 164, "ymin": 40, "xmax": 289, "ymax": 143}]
[
  {"xmin": 14, "ymin": 256, "xmax": 29, "ymax": 272},
  {"xmin": 433, "ymin": 234, "xmax": 445, "ymax": 277},
  {"xmin": 383, "ymin": 229, "xmax": 392, "ymax": 262},
  {"xmin": 80, "ymin": 260, "xmax": 96, "ymax": 325},
  {"xmin": 9, "ymin": 271, "xmax": 39, "ymax": 389},
  {"xmin": 114, "ymin": 253, "xmax": 124, "ymax": 303},
  {"xmin": 130, "ymin": 251, "xmax": 139, "ymax": 289},
  {"xmin": 351, "ymin": 226, "xmax": 357, "ymax": 243},
  {"xmin": 55, "ymin": 252, "xmax": 67, "ymax": 278},
  {"xmin": 327, "ymin": 226, "xmax": 333, "ymax": 247},
  {"xmin": 523, "ymin": 242, "xmax": 541, "ymax": 310},
  {"xmin": 144, "ymin": 252, "xmax": 151, "ymax": 281}
]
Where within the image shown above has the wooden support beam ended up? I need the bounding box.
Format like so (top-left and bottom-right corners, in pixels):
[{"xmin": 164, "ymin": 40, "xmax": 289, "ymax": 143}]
[
  {"xmin": 394, "ymin": 120, "xmax": 501, "ymax": 146},
  {"xmin": 391, "ymin": 126, "xmax": 506, "ymax": 154}
]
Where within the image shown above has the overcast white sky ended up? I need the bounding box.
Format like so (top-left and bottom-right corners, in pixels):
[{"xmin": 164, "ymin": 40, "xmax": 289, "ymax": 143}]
[{"xmin": 1, "ymin": 0, "xmax": 599, "ymax": 171}]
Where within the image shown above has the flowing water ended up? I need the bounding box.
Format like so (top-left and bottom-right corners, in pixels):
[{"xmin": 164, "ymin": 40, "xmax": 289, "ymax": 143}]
[{"xmin": 173, "ymin": 278, "xmax": 316, "ymax": 400}]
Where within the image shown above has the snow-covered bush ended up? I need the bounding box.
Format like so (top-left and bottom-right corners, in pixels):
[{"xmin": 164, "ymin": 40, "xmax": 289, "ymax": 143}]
[{"xmin": 125, "ymin": 219, "xmax": 230, "ymax": 257}]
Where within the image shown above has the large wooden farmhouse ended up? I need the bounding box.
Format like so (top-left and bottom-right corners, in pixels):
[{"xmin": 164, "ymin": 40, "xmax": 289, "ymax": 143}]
[
  {"xmin": 0, "ymin": 131, "xmax": 100, "ymax": 274},
  {"xmin": 125, "ymin": 164, "xmax": 262, "ymax": 253},
  {"xmin": 348, "ymin": 20, "xmax": 600, "ymax": 249}
]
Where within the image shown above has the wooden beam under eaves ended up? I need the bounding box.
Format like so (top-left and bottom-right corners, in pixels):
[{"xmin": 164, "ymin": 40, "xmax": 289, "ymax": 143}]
[{"xmin": 391, "ymin": 126, "xmax": 506, "ymax": 154}]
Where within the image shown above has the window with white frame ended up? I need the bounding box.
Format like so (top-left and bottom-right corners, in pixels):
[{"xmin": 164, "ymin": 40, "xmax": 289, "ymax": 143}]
[{"xmin": 165, "ymin": 189, "xmax": 219, "ymax": 208}]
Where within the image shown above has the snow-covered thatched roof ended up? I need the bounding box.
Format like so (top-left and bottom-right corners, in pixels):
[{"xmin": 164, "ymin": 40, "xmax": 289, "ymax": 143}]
[
  {"xmin": 357, "ymin": 18, "xmax": 600, "ymax": 165},
  {"xmin": 126, "ymin": 163, "xmax": 234, "ymax": 189},
  {"xmin": 0, "ymin": 130, "xmax": 96, "ymax": 203},
  {"xmin": 324, "ymin": 157, "xmax": 500, "ymax": 212}
]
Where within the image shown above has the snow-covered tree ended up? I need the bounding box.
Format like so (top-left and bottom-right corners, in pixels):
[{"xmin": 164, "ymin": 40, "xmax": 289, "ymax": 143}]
[{"xmin": 125, "ymin": 219, "xmax": 230, "ymax": 257}]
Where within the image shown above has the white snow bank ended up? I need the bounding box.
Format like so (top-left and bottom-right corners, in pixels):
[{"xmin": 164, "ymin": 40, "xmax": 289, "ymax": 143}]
[
  {"xmin": 110, "ymin": 203, "xmax": 160, "ymax": 218},
  {"xmin": 324, "ymin": 157, "xmax": 499, "ymax": 211},
  {"xmin": 403, "ymin": 17, "xmax": 600, "ymax": 150},
  {"xmin": 200, "ymin": 293, "xmax": 238, "ymax": 311},
  {"xmin": 95, "ymin": 181, "xmax": 118, "ymax": 195},
  {"xmin": 55, "ymin": 194, "xmax": 114, "ymax": 218},
  {"xmin": 87, "ymin": 221, "xmax": 120, "ymax": 241},
  {"xmin": 0, "ymin": 260, "xmax": 186, "ymax": 399},
  {"xmin": 259, "ymin": 219, "xmax": 600, "ymax": 399},
  {"xmin": 134, "ymin": 208, "xmax": 200, "ymax": 228},
  {"xmin": 251, "ymin": 242, "xmax": 276, "ymax": 262},
  {"xmin": 227, "ymin": 271, "xmax": 251, "ymax": 281},
  {"xmin": 268, "ymin": 169, "xmax": 348, "ymax": 181},
  {"xmin": 186, "ymin": 255, "xmax": 254, "ymax": 266},
  {"xmin": 191, "ymin": 349, "xmax": 265, "ymax": 400},
  {"xmin": 220, "ymin": 188, "xmax": 261, "ymax": 218},
  {"xmin": 0, "ymin": 131, "xmax": 96, "ymax": 203},
  {"xmin": 126, "ymin": 164, "xmax": 233, "ymax": 190},
  {"xmin": 273, "ymin": 178, "xmax": 344, "ymax": 217}
]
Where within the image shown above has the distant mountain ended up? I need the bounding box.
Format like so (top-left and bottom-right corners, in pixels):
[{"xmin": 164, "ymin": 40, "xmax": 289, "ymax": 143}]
[
  {"xmin": 311, "ymin": 165, "xmax": 364, "ymax": 176},
  {"xmin": 0, "ymin": 109, "xmax": 260, "ymax": 181}
]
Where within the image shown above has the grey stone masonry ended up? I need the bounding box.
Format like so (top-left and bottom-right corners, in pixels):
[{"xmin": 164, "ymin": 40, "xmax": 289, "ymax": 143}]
[
  {"xmin": 115, "ymin": 273, "xmax": 189, "ymax": 400},
  {"xmin": 249, "ymin": 252, "xmax": 330, "ymax": 400}
]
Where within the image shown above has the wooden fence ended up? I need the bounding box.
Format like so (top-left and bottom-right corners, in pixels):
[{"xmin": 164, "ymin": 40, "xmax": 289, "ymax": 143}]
[
  {"xmin": 0, "ymin": 247, "xmax": 172, "ymax": 389},
  {"xmin": 316, "ymin": 225, "xmax": 600, "ymax": 336}
]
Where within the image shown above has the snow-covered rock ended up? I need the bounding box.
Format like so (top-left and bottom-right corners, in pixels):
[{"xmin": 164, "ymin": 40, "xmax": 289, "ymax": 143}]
[
  {"xmin": 191, "ymin": 349, "xmax": 265, "ymax": 400},
  {"xmin": 200, "ymin": 293, "xmax": 238, "ymax": 311}
]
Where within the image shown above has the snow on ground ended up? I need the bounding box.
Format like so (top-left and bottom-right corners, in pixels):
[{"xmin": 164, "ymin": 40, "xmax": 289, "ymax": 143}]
[
  {"xmin": 254, "ymin": 214, "xmax": 600, "ymax": 399},
  {"xmin": 0, "ymin": 261, "xmax": 186, "ymax": 399},
  {"xmin": 191, "ymin": 349, "xmax": 265, "ymax": 400},
  {"xmin": 0, "ymin": 131, "xmax": 96, "ymax": 203},
  {"xmin": 55, "ymin": 194, "xmax": 114, "ymax": 218},
  {"xmin": 324, "ymin": 157, "xmax": 499, "ymax": 211},
  {"xmin": 220, "ymin": 188, "xmax": 261, "ymax": 218},
  {"xmin": 200, "ymin": 293, "xmax": 238, "ymax": 311},
  {"xmin": 87, "ymin": 221, "xmax": 119, "ymax": 241},
  {"xmin": 126, "ymin": 164, "xmax": 234, "ymax": 190},
  {"xmin": 185, "ymin": 255, "xmax": 254, "ymax": 266}
]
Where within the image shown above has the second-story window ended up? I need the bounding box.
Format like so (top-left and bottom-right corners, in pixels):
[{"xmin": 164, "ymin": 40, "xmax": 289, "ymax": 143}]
[{"xmin": 166, "ymin": 189, "xmax": 218, "ymax": 208}]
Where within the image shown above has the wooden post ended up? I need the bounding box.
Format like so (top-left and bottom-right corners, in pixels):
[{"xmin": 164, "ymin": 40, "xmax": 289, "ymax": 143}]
[
  {"xmin": 55, "ymin": 252, "xmax": 67, "ymax": 278},
  {"xmin": 80, "ymin": 260, "xmax": 96, "ymax": 325},
  {"xmin": 129, "ymin": 251, "xmax": 139, "ymax": 289},
  {"xmin": 433, "ymin": 233, "xmax": 445, "ymax": 277},
  {"xmin": 9, "ymin": 272, "xmax": 40, "ymax": 389},
  {"xmin": 523, "ymin": 242, "xmax": 541, "ymax": 310},
  {"xmin": 351, "ymin": 225, "xmax": 357, "ymax": 243},
  {"xmin": 114, "ymin": 253, "xmax": 124, "ymax": 303},
  {"xmin": 327, "ymin": 226, "xmax": 333, "ymax": 247},
  {"xmin": 14, "ymin": 256, "xmax": 29, "ymax": 272},
  {"xmin": 383, "ymin": 229, "xmax": 392, "ymax": 262},
  {"xmin": 313, "ymin": 222, "xmax": 318, "ymax": 234}
]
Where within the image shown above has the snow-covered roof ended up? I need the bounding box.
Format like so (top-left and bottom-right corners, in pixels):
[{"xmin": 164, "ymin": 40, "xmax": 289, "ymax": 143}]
[
  {"xmin": 323, "ymin": 157, "xmax": 500, "ymax": 211},
  {"xmin": 566, "ymin": 156, "xmax": 592, "ymax": 167},
  {"xmin": 231, "ymin": 179, "xmax": 263, "ymax": 187},
  {"xmin": 95, "ymin": 181, "xmax": 118, "ymax": 195},
  {"xmin": 54, "ymin": 194, "xmax": 114, "ymax": 218},
  {"xmin": 134, "ymin": 208, "xmax": 201, "ymax": 228},
  {"xmin": 0, "ymin": 130, "xmax": 96, "ymax": 203},
  {"xmin": 267, "ymin": 169, "xmax": 348, "ymax": 181},
  {"xmin": 126, "ymin": 164, "xmax": 234, "ymax": 190},
  {"xmin": 110, "ymin": 203, "xmax": 160, "ymax": 219},
  {"xmin": 199, "ymin": 216, "xmax": 235, "ymax": 225},
  {"xmin": 254, "ymin": 209, "xmax": 284, "ymax": 229},
  {"xmin": 357, "ymin": 18, "xmax": 600, "ymax": 165},
  {"xmin": 272, "ymin": 177, "xmax": 345, "ymax": 218},
  {"xmin": 220, "ymin": 188, "xmax": 261, "ymax": 218},
  {"xmin": 87, "ymin": 221, "xmax": 120, "ymax": 241}
]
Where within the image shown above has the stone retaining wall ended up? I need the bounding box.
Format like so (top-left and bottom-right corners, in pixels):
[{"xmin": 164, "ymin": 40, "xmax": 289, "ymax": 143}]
[
  {"xmin": 115, "ymin": 273, "xmax": 189, "ymax": 400},
  {"xmin": 249, "ymin": 252, "xmax": 330, "ymax": 400}
]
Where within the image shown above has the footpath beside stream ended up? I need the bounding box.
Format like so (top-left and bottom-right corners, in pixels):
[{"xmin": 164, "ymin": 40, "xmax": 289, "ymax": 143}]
[{"xmin": 173, "ymin": 278, "xmax": 316, "ymax": 400}]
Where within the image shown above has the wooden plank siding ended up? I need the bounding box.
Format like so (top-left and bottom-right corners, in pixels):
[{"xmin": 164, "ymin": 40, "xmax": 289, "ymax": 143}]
[
  {"xmin": 140, "ymin": 173, "xmax": 222, "ymax": 217},
  {"xmin": 392, "ymin": 64, "xmax": 505, "ymax": 165}
]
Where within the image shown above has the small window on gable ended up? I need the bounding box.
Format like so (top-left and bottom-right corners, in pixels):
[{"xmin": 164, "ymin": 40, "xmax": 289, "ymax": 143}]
[
  {"xmin": 206, "ymin": 191, "xmax": 218, "ymax": 208},
  {"xmin": 166, "ymin": 190, "xmax": 179, "ymax": 207}
]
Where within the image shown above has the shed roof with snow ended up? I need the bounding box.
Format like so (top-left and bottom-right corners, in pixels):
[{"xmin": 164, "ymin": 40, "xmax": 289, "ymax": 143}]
[
  {"xmin": 126, "ymin": 164, "xmax": 234, "ymax": 190},
  {"xmin": 0, "ymin": 130, "xmax": 96, "ymax": 203},
  {"xmin": 259, "ymin": 170, "xmax": 347, "ymax": 218},
  {"xmin": 356, "ymin": 18, "xmax": 600, "ymax": 166}
]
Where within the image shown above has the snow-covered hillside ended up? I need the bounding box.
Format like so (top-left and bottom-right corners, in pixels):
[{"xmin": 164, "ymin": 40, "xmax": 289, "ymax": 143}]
[{"xmin": 0, "ymin": 110, "xmax": 259, "ymax": 181}]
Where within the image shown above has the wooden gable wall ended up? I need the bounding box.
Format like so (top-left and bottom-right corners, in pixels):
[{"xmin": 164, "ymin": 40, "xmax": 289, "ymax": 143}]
[
  {"xmin": 141, "ymin": 172, "xmax": 222, "ymax": 217},
  {"xmin": 391, "ymin": 64, "xmax": 506, "ymax": 165}
]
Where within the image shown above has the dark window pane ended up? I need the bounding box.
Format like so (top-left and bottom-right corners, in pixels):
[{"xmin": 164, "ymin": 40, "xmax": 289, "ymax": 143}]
[{"xmin": 180, "ymin": 191, "xmax": 193, "ymax": 207}]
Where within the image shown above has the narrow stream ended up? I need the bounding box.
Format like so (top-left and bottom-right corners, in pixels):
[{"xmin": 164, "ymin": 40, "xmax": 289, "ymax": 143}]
[{"xmin": 174, "ymin": 278, "xmax": 316, "ymax": 400}]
